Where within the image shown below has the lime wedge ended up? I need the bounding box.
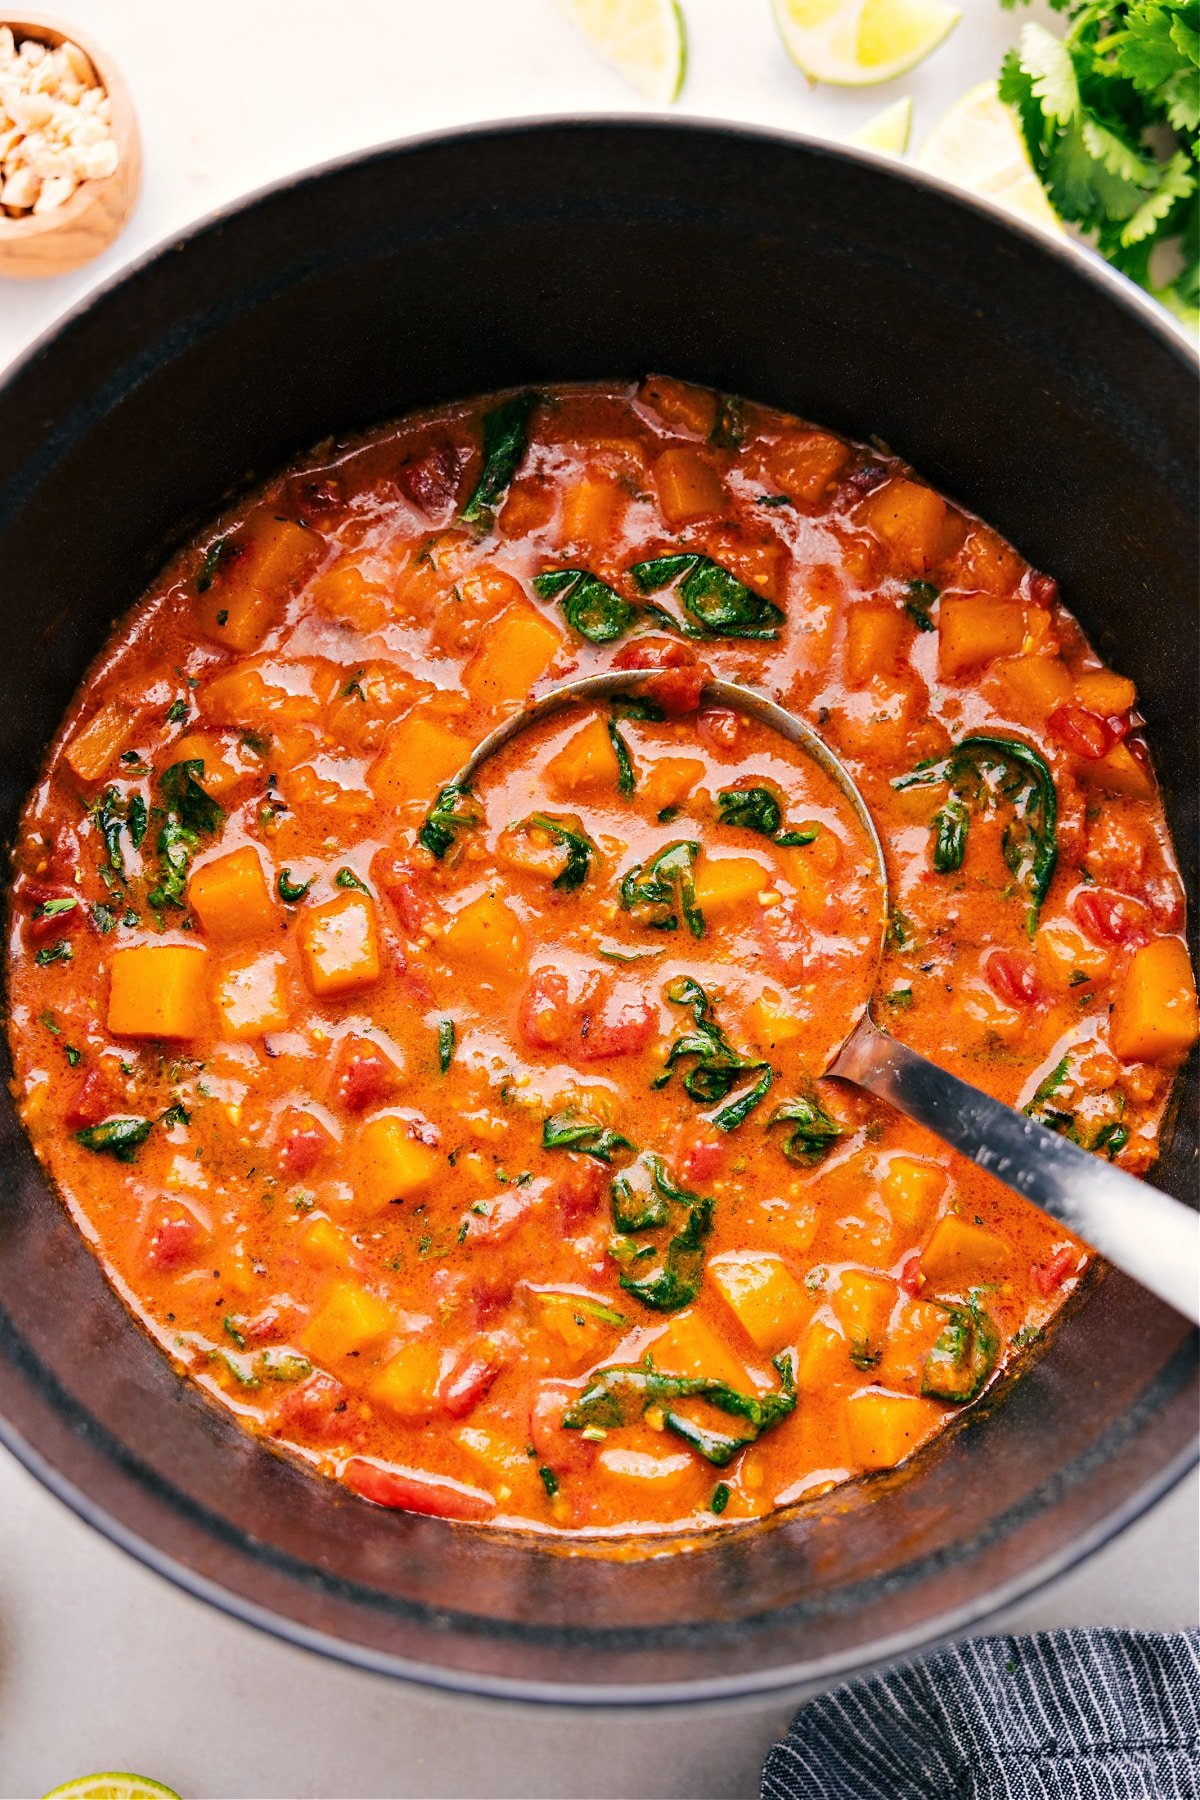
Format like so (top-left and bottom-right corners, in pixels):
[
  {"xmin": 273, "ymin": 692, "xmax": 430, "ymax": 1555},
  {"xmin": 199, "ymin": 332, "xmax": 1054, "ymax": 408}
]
[
  {"xmin": 554, "ymin": 0, "xmax": 687, "ymax": 104},
  {"xmin": 850, "ymin": 96, "xmax": 913, "ymax": 153},
  {"xmin": 915, "ymin": 81, "xmax": 1063, "ymax": 234},
  {"xmin": 773, "ymin": 0, "xmax": 959, "ymax": 87},
  {"xmin": 43, "ymin": 1777, "xmax": 180, "ymax": 1800}
]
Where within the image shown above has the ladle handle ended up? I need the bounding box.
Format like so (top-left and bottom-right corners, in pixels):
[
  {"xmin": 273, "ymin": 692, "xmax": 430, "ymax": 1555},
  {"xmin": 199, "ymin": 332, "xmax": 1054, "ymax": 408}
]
[{"xmin": 832, "ymin": 1015, "xmax": 1200, "ymax": 1325}]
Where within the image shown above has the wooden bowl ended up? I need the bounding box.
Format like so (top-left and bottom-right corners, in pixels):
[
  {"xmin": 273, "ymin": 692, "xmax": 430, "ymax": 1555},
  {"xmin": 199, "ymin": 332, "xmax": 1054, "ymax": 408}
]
[{"xmin": 0, "ymin": 11, "xmax": 140, "ymax": 279}]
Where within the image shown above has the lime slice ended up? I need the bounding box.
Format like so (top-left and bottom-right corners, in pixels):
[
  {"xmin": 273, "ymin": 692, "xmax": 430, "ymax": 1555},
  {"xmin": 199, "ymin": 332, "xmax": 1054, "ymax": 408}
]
[
  {"xmin": 772, "ymin": 0, "xmax": 959, "ymax": 87},
  {"xmin": 915, "ymin": 81, "xmax": 1063, "ymax": 234},
  {"xmin": 554, "ymin": 0, "xmax": 687, "ymax": 105},
  {"xmin": 43, "ymin": 1777, "xmax": 180, "ymax": 1800},
  {"xmin": 850, "ymin": 96, "xmax": 913, "ymax": 153}
]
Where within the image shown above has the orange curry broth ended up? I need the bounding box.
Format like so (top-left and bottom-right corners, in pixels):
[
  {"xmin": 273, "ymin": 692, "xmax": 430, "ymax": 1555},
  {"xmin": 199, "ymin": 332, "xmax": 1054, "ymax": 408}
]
[{"xmin": 7, "ymin": 377, "xmax": 1197, "ymax": 1535}]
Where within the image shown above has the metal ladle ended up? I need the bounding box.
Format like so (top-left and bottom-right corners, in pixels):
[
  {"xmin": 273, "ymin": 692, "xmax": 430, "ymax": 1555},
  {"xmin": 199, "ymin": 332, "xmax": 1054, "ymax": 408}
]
[{"xmin": 451, "ymin": 670, "xmax": 1200, "ymax": 1324}]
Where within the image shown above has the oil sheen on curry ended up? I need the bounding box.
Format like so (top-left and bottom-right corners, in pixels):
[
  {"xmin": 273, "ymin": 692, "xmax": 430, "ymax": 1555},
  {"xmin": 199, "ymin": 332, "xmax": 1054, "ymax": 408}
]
[{"xmin": 8, "ymin": 380, "xmax": 1197, "ymax": 1534}]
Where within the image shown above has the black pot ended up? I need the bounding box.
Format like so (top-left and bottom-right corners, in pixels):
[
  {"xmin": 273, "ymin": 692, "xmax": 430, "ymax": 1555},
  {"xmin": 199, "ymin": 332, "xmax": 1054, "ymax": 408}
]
[{"xmin": 0, "ymin": 120, "xmax": 1195, "ymax": 1704}]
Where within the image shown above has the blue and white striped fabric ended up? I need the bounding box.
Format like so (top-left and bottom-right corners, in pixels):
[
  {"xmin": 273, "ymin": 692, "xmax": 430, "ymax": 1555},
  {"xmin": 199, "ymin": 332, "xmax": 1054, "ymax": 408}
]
[{"xmin": 762, "ymin": 1631, "xmax": 1200, "ymax": 1799}]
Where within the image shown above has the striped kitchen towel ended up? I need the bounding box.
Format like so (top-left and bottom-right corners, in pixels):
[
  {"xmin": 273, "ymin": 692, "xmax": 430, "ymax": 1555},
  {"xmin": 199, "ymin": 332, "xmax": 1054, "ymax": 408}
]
[{"xmin": 762, "ymin": 1630, "xmax": 1200, "ymax": 1799}]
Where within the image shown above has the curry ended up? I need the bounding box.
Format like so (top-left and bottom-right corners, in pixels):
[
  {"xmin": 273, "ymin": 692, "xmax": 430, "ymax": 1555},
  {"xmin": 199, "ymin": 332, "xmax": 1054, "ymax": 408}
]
[{"xmin": 7, "ymin": 378, "xmax": 1196, "ymax": 1533}]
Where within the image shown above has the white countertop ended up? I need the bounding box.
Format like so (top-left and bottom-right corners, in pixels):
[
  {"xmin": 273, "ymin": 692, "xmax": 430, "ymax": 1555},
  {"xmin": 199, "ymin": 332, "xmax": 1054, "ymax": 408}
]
[{"xmin": 1, "ymin": 3, "xmax": 1196, "ymax": 1795}]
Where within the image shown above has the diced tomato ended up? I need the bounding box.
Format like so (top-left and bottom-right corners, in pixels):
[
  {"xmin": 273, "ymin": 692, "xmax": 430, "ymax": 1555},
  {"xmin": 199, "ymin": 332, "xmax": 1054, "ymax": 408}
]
[
  {"xmin": 1048, "ymin": 703, "xmax": 1122, "ymax": 761},
  {"xmin": 518, "ymin": 966, "xmax": 591, "ymax": 1051},
  {"xmin": 333, "ymin": 1035, "xmax": 399, "ymax": 1113},
  {"xmin": 1026, "ymin": 571, "xmax": 1060, "ymax": 610},
  {"xmin": 1034, "ymin": 1244, "xmax": 1079, "ymax": 1296},
  {"xmin": 143, "ymin": 1202, "xmax": 206, "ymax": 1273},
  {"xmin": 530, "ymin": 1379, "xmax": 597, "ymax": 1477},
  {"xmin": 292, "ymin": 478, "xmax": 341, "ymax": 524},
  {"xmin": 438, "ymin": 1342, "xmax": 504, "ymax": 1419},
  {"xmin": 548, "ymin": 1157, "xmax": 607, "ymax": 1230},
  {"xmin": 343, "ymin": 1457, "xmax": 495, "ymax": 1520},
  {"xmin": 374, "ymin": 854, "xmax": 436, "ymax": 937},
  {"xmin": 277, "ymin": 1371, "xmax": 353, "ymax": 1444},
  {"xmin": 63, "ymin": 1067, "xmax": 124, "ymax": 1130},
  {"xmin": 1145, "ymin": 876, "xmax": 1184, "ymax": 933},
  {"xmin": 759, "ymin": 896, "xmax": 813, "ymax": 982},
  {"xmin": 276, "ymin": 1107, "xmax": 333, "ymax": 1178},
  {"xmin": 577, "ymin": 988, "xmax": 656, "ymax": 1061},
  {"xmin": 680, "ymin": 1134, "xmax": 724, "ymax": 1185},
  {"xmin": 642, "ymin": 665, "xmax": 706, "ymax": 716},
  {"xmin": 899, "ymin": 1251, "xmax": 924, "ymax": 1297},
  {"xmin": 242, "ymin": 1302, "xmax": 304, "ymax": 1345},
  {"xmin": 23, "ymin": 881, "xmax": 84, "ymax": 945},
  {"xmin": 613, "ymin": 637, "xmax": 696, "ymax": 671},
  {"xmin": 395, "ymin": 442, "xmax": 463, "ymax": 513},
  {"xmin": 697, "ymin": 707, "xmax": 743, "ymax": 752},
  {"xmin": 1072, "ymin": 887, "xmax": 1149, "ymax": 949},
  {"xmin": 43, "ymin": 828, "xmax": 82, "ymax": 886},
  {"xmin": 984, "ymin": 948, "xmax": 1042, "ymax": 1008}
]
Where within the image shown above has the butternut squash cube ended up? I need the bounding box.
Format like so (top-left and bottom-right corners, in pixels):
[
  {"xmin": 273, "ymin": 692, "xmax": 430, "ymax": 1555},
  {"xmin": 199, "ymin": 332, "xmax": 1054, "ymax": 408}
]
[
  {"xmin": 357, "ymin": 1115, "xmax": 442, "ymax": 1209},
  {"xmin": 197, "ymin": 586, "xmax": 278, "ymax": 654},
  {"xmin": 784, "ymin": 842, "xmax": 832, "ymax": 923},
  {"xmin": 65, "ymin": 699, "xmax": 134, "ymax": 783},
  {"xmin": 845, "ymin": 605, "xmax": 906, "ymax": 685},
  {"xmin": 311, "ymin": 562, "xmax": 388, "ymax": 632},
  {"xmin": 559, "ymin": 473, "xmax": 625, "ymax": 548},
  {"xmin": 1035, "ymin": 919, "xmax": 1111, "ymax": 990},
  {"xmin": 188, "ymin": 846, "xmax": 275, "ymax": 942},
  {"xmin": 920, "ymin": 1215, "xmax": 1011, "ymax": 1287},
  {"xmin": 439, "ymin": 892, "xmax": 525, "ymax": 983},
  {"xmin": 300, "ymin": 1216, "xmax": 357, "ymax": 1271},
  {"xmin": 640, "ymin": 375, "xmax": 718, "ymax": 436},
  {"xmin": 369, "ymin": 714, "xmax": 472, "ymax": 808},
  {"xmin": 938, "ymin": 595, "xmax": 1027, "ymax": 678},
  {"xmin": 864, "ymin": 478, "xmax": 958, "ymax": 576},
  {"xmin": 170, "ymin": 732, "xmax": 246, "ymax": 801},
  {"xmin": 532, "ymin": 1290, "xmax": 625, "ymax": 1370},
  {"xmin": 1075, "ymin": 669, "xmax": 1136, "ymax": 717},
  {"xmin": 693, "ymin": 854, "xmax": 771, "ymax": 916},
  {"xmin": 748, "ymin": 989, "xmax": 806, "ymax": 1052},
  {"xmin": 1110, "ymin": 937, "xmax": 1199, "ymax": 1065},
  {"xmin": 652, "ymin": 446, "xmax": 726, "ymax": 526},
  {"xmin": 302, "ymin": 1279, "xmax": 393, "ymax": 1366},
  {"xmin": 795, "ymin": 1318, "xmax": 849, "ymax": 1392},
  {"xmin": 767, "ymin": 431, "xmax": 852, "ymax": 503},
  {"xmin": 877, "ymin": 1299, "xmax": 950, "ymax": 1389},
  {"xmin": 845, "ymin": 1390, "xmax": 943, "ymax": 1470},
  {"xmin": 212, "ymin": 951, "xmax": 289, "ymax": 1040},
  {"xmin": 462, "ymin": 605, "xmax": 563, "ymax": 709},
  {"xmin": 298, "ymin": 893, "xmax": 380, "ymax": 998},
  {"xmin": 545, "ymin": 716, "xmax": 624, "ymax": 797},
  {"xmin": 369, "ymin": 1337, "xmax": 444, "ymax": 1418},
  {"xmin": 881, "ymin": 1157, "xmax": 946, "ymax": 1235},
  {"xmin": 708, "ymin": 1252, "xmax": 809, "ymax": 1351},
  {"xmin": 651, "ymin": 1309, "xmax": 752, "ymax": 1391},
  {"xmin": 992, "ymin": 655, "xmax": 1073, "ymax": 717},
  {"xmin": 831, "ymin": 1270, "xmax": 897, "ymax": 1362},
  {"xmin": 596, "ymin": 1446, "xmax": 697, "ymax": 1493},
  {"xmin": 108, "ymin": 944, "xmax": 208, "ymax": 1040},
  {"xmin": 642, "ymin": 754, "xmax": 705, "ymax": 815},
  {"xmin": 1082, "ymin": 741, "xmax": 1155, "ymax": 800}
]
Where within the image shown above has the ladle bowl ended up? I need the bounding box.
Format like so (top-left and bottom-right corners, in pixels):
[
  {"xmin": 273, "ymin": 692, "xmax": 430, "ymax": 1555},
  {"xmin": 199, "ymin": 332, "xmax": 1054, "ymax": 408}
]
[{"xmin": 451, "ymin": 669, "xmax": 1200, "ymax": 1326}]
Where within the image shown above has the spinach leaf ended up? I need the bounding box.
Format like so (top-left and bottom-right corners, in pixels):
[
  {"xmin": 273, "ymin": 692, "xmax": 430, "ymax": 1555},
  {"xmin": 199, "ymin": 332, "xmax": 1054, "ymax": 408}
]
[
  {"xmin": 931, "ymin": 796, "xmax": 970, "ymax": 872},
  {"xmin": 717, "ymin": 784, "xmax": 819, "ymax": 847},
  {"xmin": 334, "ymin": 866, "xmax": 370, "ymax": 894},
  {"xmin": 259, "ymin": 1350, "xmax": 312, "ymax": 1383},
  {"xmin": 619, "ymin": 842, "xmax": 704, "ymax": 937},
  {"xmin": 32, "ymin": 896, "xmax": 77, "ymax": 921},
  {"xmin": 534, "ymin": 567, "xmax": 635, "ymax": 644},
  {"xmin": 461, "ymin": 392, "xmax": 538, "ymax": 525},
  {"xmin": 711, "ymin": 393, "xmax": 746, "ymax": 450},
  {"xmin": 607, "ymin": 1153, "xmax": 713, "ymax": 1312},
  {"xmin": 543, "ymin": 1110, "xmax": 633, "ymax": 1163},
  {"xmin": 767, "ymin": 1092, "xmax": 843, "ymax": 1166},
  {"xmin": 147, "ymin": 761, "xmax": 225, "ymax": 913},
  {"xmin": 617, "ymin": 1193, "xmax": 714, "ymax": 1312},
  {"xmin": 607, "ymin": 717, "xmax": 636, "ymax": 797},
  {"xmin": 518, "ymin": 813, "xmax": 597, "ymax": 891},
  {"xmin": 562, "ymin": 1349, "xmax": 797, "ymax": 1467},
  {"xmin": 196, "ymin": 537, "xmax": 231, "ymax": 592},
  {"xmin": 34, "ymin": 939, "xmax": 72, "ymax": 967},
  {"xmin": 127, "ymin": 793, "xmax": 148, "ymax": 850},
  {"xmin": 894, "ymin": 734, "xmax": 1058, "ymax": 932},
  {"xmin": 75, "ymin": 1115, "xmax": 153, "ymax": 1162},
  {"xmin": 90, "ymin": 786, "xmax": 127, "ymax": 876},
  {"xmin": 904, "ymin": 579, "xmax": 938, "ymax": 631},
  {"xmin": 277, "ymin": 868, "xmax": 311, "ymax": 904},
  {"xmin": 419, "ymin": 782, "xmax": 481, "ymax": 860},
  {"xmin": 437, "ymin": 1019, "xmax": 456, "ymax": 1073},
  {"xmin": 921, "ymin": 1290, "xmax": 1000, "ymax": 1405},
  {"xmin": 630, "ymin": 553, "xmax": 785, "ymax": 640},
  {"xmin": 654, "ymin": 975, "xmax": 773, "ymax": 1130}
]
